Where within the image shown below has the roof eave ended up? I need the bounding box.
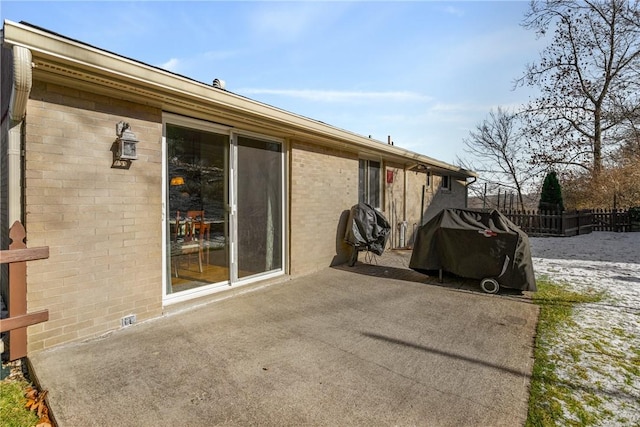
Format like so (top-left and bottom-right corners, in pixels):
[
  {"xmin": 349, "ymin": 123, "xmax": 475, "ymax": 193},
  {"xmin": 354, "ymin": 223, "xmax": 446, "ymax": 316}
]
[{"xmin": 2, "ymin": 20, "xmax": 476, "ymax": 179}]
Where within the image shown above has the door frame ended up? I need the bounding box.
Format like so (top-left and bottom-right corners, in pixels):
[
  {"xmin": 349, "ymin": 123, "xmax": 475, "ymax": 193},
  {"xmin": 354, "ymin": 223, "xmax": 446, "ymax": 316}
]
[{"xmin": 161, "ymin": 113, "xmax": 288, "ymax": 305}]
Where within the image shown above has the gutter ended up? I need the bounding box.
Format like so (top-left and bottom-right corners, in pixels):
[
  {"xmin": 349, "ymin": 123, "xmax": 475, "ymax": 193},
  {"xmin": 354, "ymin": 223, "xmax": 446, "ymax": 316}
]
[
  {"xmin": 464, "ymin": 176, "xmax": 477, "ymax": 209},
  {"xmin": 7, "ymin": 44, "xmax": 32, "ymax": 224},
  {"xmin": 9, "ymin": 45, "xmax": 32, "ymax": 122}
]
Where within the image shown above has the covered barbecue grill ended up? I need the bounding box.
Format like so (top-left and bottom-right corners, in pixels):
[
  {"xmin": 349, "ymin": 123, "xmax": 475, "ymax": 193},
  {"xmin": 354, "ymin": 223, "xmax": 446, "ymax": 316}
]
[
  {"xmin": 409, "ymin": 208, "xmax": 536, "ymax": 293},
  {"xmin": 344, "ymin": 202, "xmax": 391, "ymax": 266}
]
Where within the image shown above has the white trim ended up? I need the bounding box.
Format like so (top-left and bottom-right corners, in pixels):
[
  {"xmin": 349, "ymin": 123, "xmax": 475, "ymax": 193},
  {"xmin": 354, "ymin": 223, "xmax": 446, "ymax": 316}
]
[
  {"xmin": 229, "ymin": 132, "xmax": 238, "ymax": 283},
  {"xmin": 163, "ymin": 281, "xmax": 233, "ymax": 306},
  {"xmin": 282, "ymin": 139, "xmax": 289, "ymax": 275},
  {"xmin": 233, "ymin": 128, "xmax": 283, "ymax": 144},
  {"xmin": 161, "ymin": 128, "xmax": 168, "ymax": 300},
  {"xmin": 163, "ymin": 112, "xmax": 232, "ymax": 135}
]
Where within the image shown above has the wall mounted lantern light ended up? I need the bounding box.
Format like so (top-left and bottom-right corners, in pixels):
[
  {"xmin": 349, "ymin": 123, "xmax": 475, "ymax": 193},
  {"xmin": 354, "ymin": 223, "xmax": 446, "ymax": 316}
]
[{"xmin": 115, "ymin": 121, "xmax": 138, "ymax": 161}]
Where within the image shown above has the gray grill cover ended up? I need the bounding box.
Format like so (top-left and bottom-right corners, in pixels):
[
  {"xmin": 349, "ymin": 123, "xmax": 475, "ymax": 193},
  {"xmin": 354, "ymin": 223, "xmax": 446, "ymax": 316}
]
[
  {"xmin": 344, "ymin": 203, "xmax": 390, "ymax": 256},
  {"xmin": 409, "ymin": 209, "xmax": 536, "ymax": 291}
]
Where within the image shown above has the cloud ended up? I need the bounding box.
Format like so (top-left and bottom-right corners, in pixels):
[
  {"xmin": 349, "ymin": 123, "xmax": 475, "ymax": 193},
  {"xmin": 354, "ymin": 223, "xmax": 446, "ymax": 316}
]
[
  {"xmin": 441, "ymin": 5, "xmax": 465, "ymax": 17},
  {"xmin": 248, "ymin": 5, "xmax": 315, "ymax": 42},
  {"xmin": 428, "ymin": 102, "xmax": 491, "ymax": 116},
  {"xmin": 203, "ymin": 50, "xmax": 242, "ymax": 61},
  {"xmin": 237, "ymin": 88, "xmax": 431, "ymax": 103},
  {"xmin": 429, "ymin": 99, "xmax": 533, "ymax": 117},
  {"xmin": 158, "ymin": 58, "xmax": 180, "ymax": 72},
  {"xmin": 247, "ymin": 3, "xmax": 347, "ymax": 43},
  {"xmin": 444, "ymin": 24, "xmax": 547, "ymax": 67}
]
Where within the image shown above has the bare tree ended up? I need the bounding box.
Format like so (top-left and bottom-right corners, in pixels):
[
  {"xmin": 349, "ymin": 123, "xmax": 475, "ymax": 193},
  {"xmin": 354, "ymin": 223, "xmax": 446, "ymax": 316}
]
[
  {"xmin": 516, "ymin": 0, "xmax": 640, "ymax": 178},
  {"xmin": 459, "ymin": 107, "xmax": 537, "ymax": 211}
]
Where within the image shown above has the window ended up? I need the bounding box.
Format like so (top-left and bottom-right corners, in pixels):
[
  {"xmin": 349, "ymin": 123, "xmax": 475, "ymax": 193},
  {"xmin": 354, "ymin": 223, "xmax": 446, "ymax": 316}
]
[
  {"xmin": 441, "ymin": 175, "xmax": 451, "ymax": 192},
  {"xmin": 359, "ymin": 159, "xmax": 381, "ymax": 208}
]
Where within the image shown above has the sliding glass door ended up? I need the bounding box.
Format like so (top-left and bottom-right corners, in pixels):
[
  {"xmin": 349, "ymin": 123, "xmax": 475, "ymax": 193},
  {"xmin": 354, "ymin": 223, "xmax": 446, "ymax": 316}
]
[
  {"xmin": 165, "ymin": 123, "xmax": 229, "ymax": 295},
  {"xmin": 164, "ymin": 116, "xmax": 284, "ymax": 300}
]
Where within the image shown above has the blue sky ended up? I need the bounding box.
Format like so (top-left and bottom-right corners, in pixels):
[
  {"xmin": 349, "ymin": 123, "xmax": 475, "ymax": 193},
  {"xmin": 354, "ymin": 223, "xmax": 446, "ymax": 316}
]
[{"xmin": 1, "ymin": 1, "xmax": 546, "ymax": 165}]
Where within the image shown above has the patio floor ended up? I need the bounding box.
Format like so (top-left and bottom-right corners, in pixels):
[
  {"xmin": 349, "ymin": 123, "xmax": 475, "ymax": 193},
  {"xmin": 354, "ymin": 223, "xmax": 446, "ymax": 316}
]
[{"xmin": 30, "ymin": 250, "xmax": 538, "ymax": 426}]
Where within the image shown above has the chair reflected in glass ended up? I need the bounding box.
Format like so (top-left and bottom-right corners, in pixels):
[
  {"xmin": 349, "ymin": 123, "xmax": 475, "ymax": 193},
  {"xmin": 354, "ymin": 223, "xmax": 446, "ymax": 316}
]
[
  {"xmin": 186, "ymin": 210, "xmax": 210, "ymax": 239},
  {"xmin": 186, "ymin": 210, "xmax": 210, "ymax": 263},
  {"xmin": 171, "ymin": 210, "xmax": 205, "ymax": 277}
]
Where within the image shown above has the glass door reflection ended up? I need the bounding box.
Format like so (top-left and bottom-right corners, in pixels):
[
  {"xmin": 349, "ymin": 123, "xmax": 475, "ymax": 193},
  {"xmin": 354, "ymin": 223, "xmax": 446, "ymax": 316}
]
[{"xmin": 166, "ymin": 124, "xmax": 229, "ymax": 294}]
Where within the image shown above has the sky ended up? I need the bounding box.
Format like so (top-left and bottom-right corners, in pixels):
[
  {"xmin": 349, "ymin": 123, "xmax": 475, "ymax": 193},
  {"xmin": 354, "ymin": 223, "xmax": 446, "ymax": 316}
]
[{"xmin": 1, "ymin": 1, "xmax": 547, "ymax": 166}]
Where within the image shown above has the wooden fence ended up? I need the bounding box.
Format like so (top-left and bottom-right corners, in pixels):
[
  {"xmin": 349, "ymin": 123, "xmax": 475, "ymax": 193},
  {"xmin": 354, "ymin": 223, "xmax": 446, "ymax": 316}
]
[
  {"xmin": 503, "ymin": 208, "xmax": 634, "ymax": 236},
  {"xmin": 591, "ymin": 209, "xmax": 632, "ymax": 232},
  {"xmin": 0, "ymin": 221, "xmax": 49, "ymax": 361}
]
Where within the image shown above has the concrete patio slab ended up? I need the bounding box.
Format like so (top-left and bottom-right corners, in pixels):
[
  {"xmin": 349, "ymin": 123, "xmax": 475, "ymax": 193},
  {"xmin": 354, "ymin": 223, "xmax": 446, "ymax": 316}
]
[{"xmin": 30, "ymin": 253, "xmax": 538, "ymax": 426}]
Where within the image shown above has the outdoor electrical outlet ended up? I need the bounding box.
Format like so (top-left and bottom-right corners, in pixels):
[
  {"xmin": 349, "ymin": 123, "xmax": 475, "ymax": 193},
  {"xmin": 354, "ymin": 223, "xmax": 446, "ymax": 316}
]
[{"xmin": 121, "ymin": 315, "xmax": 136, "ymax": 327}]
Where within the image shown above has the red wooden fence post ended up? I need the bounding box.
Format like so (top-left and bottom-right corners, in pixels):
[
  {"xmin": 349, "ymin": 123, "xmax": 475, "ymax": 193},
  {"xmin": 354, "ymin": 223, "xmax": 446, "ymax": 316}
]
[
  {"xmin": 0, "ymin": 221, "xmax": 49, "ymax": 361},
  {"xmin": 8, "ymin": 221, "xmax": 28, "ymax": 361}
]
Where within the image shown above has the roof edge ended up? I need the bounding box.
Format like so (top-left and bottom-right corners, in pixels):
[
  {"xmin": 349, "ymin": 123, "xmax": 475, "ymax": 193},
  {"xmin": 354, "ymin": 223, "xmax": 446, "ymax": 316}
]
[{"xmin": 2, "ymin": 20, "xmax": 475, "ymax": 178}]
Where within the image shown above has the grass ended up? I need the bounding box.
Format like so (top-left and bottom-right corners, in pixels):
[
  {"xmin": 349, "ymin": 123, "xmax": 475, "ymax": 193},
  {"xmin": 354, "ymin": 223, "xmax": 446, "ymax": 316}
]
[
  {"xmin": 526, "ymin": 279, "xmax": 608, "ymax": 427},
  {"xmin": 0, "ymin": 376, "xmax": 40, "ymax": 427}
]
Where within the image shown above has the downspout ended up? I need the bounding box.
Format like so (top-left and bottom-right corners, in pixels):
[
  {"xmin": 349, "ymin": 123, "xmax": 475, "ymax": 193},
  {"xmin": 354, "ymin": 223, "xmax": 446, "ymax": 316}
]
[
  {"xmin": 400, "ymin": 165, "xmax": 408, "ymax": 248},
  {"xmin": 8, "ymin": 45, "xmax": 32, "ymax": 225},
  {"xmin": 402, "ymin": 165, "xmax": 407, "ymax": 222},
  {"xmin": 464, "ymin": 176, "xmax": 477, "ymax": 209}
]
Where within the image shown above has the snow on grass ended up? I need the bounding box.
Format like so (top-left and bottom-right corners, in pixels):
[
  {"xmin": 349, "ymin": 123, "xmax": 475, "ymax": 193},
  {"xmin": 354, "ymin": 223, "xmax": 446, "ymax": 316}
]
[{"xmin": 530, "ymin": 232, "xmax": 640, "ymax": 426}]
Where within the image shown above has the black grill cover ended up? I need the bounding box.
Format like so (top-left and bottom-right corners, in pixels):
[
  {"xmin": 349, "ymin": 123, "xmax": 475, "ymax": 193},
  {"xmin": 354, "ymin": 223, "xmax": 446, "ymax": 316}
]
[
  {"xmin": 409, "ymin": 209, "xmax": 536, "ymax": 291},
  {"xmin": 344, "ymin": 203, "xmax": 390, "ymax": 255}
]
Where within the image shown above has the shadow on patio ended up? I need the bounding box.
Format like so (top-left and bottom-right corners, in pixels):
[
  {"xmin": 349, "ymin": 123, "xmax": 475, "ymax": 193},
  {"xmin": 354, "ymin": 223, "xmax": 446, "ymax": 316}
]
[{"xmin": 333, "ymin": 249, "xmax": 529, "ymax": 298}]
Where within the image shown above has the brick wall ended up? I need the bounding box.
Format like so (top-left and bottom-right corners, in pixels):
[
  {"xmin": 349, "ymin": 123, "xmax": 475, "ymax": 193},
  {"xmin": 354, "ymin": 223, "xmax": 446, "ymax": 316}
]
[
  {"xmin": 405, "ymin": 169, "xmax": 429, "ymax": 246},
  {"xmin": 290, "ymin": 141, "xmax": 358, "ymax": 275},
  {"xmin": 24, "ymin": 81, "xmax": 163, "ymax": 352},
  {"xmin": 383, "ymin": 167, "xmax": 468, "ymax": 247},
  {"xmin": 383, "ymin": 166, "xmax": 432, "ymax": 248},
  {"xmin": 382, "ymin": 165, "xmax": 403, "ymax": 248},
  {"xmin": 18, "ymin": 79, "xmax": 469, "ymax": 351},
  {"xmin": 289, "ymin": 147, "xmax": 466, "ymax": 273}
]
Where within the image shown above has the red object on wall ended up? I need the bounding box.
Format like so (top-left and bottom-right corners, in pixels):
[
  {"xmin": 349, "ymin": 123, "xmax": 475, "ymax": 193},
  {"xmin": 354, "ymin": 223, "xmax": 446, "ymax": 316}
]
[{"xmin": 386, "ymin": 170, "xmax": 394, "ymax": 184}]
